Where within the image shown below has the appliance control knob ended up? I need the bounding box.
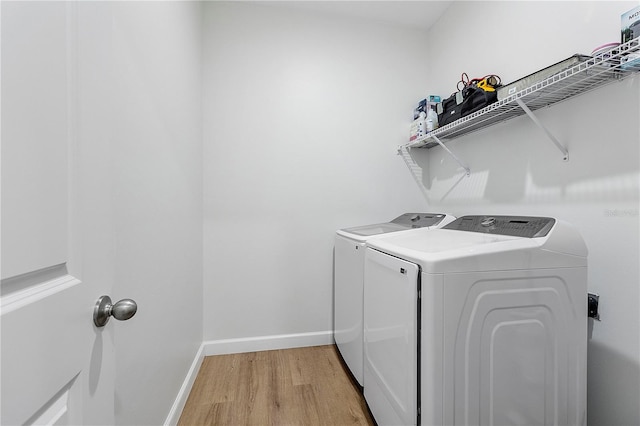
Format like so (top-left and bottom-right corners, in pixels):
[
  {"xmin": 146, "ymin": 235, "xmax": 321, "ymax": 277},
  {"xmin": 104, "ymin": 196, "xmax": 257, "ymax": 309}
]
[{"xmin": 481, "ymin": 217, "xmax": 496, "ymax": 227}]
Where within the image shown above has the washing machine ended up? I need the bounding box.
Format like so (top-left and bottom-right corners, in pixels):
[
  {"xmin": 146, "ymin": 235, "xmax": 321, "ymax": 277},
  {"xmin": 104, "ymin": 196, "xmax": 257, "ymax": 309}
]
[
  {"xmin": 363, "ymin": 215, "xmax": 588, "ymax": 426},
  {"xmin": 334, "ymin": 213, "xmax": 455, "ymax": 387}
]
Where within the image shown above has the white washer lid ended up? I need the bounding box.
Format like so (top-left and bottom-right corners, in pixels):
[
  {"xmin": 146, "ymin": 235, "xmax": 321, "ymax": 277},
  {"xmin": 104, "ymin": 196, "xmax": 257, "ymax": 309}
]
[
  {"xmin": 367, "ymin": 220, "xmax": 587, "ymax": 273},
  {"xmin": 338, "ymin": 222, "xmax": 409, "ymax": 238},
  {"xmin": 336, "ymin": 213, "xmax": 456, "ymax": 243}
]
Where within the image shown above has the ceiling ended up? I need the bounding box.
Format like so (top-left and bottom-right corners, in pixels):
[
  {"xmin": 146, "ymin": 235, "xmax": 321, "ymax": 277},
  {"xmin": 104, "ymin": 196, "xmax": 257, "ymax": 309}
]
[{"xmin": 254, "ymin": 1, "xmax": 454, "ymax": 32}]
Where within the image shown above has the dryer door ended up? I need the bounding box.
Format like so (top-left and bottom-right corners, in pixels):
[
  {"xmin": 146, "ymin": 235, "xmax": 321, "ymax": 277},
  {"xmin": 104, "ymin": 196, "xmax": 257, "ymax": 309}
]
[{"xmin": 364, "ymin": 248, "xmax": 420, "ymax": 426}]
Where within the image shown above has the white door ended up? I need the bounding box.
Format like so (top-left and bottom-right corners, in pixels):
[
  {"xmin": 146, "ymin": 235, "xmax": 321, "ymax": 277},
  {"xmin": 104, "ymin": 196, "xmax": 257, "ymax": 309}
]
[{"xmin": 1, "ymin": 2, "xmax": 122, "ymax": 424}]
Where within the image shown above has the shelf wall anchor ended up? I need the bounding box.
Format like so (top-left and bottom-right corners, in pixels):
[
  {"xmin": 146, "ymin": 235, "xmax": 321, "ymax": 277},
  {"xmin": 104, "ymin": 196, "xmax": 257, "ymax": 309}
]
[
  {"xmin": 431, "ymin": 135, "xmax": 471, "ymax": 176},
  {"xmin": 516, "ymin": 99, "xmax": 569, "ymax": 161}
]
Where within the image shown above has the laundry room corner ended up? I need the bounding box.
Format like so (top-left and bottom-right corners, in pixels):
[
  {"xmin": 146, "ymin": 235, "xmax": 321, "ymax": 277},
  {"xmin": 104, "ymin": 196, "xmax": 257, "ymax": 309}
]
[{"xmin": 201, "ymin": 1, "xmax": 431, "ymax": 352}]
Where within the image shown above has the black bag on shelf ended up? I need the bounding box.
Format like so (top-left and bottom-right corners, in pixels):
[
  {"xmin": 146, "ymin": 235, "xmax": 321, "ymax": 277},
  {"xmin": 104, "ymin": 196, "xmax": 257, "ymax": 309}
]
[
  {"xmin": 437, "ymin": 91, "xmax": 464, "ymax": 127},
  {"xmin": 461, "ymin": 84, "xmax": 497, "ymax": 116},
  {"xmin": 437, "ymin": 84, "xmax": 498, "ymax": 127}
]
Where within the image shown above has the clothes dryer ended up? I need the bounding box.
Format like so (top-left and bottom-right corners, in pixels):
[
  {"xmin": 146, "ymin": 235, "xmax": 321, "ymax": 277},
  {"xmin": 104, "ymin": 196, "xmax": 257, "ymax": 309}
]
[
  {"xmin": 363, "ymin": 215, "xmax": 588, "ymax": 426},
  {"xmin": 334, "ymin": 213, "xmax": 455, "ymax": 387}
]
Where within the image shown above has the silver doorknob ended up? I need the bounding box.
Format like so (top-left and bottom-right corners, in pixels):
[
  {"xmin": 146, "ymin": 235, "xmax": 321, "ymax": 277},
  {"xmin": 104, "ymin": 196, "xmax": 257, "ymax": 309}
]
[{"xmin": 93, "ymin": 295, "xmax": 137, "ymax": 327}]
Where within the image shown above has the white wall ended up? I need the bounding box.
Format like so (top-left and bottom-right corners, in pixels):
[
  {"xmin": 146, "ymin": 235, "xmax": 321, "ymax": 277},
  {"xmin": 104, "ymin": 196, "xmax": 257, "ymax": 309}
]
[
  {"xmin": 202, "ymin": 2, "xmax": 428, "ymax": 345},
  {"xmin": 108, "ymin": 3, "xmax": 204, "ymax": 425},
  {"xmin": 73, "ymin": 2, "xmax": 204, "ymax": 425},
  {"xmin": 422, "ymin": 2, "xmax": 640, "ymax": 425}
]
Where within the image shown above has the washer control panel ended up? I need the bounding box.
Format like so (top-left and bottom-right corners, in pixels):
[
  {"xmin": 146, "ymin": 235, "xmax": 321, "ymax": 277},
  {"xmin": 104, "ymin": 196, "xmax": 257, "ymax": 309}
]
[
  {"xmin": 391, "ymin": 213, "xmax": 448, "ymax": 229},
  {"xmin": 443, "ymin": 215, "xmax": 556, "ymax": 238}
]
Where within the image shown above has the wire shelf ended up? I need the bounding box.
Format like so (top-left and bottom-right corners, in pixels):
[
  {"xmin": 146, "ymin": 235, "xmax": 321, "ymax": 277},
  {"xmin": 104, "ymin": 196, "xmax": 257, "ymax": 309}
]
[{"xmin": 406, "ymin": 37, "xmax": 640, "ymax": 149}]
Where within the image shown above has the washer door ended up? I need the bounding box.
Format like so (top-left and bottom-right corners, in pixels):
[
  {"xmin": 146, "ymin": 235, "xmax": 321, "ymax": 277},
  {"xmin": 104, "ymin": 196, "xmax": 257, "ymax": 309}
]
[
  {"xmin": 334, "ymin": 234, "xmax": 365, "ymax": 386},
  {"xmin": 364, "ymin": 248, "xmax": 420, "ymax": 426}
]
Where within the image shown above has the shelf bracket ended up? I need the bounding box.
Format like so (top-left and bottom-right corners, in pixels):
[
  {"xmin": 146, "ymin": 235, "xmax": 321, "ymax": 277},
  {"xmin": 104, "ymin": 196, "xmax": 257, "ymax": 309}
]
[
  {"xmin": 396, "ymin": 145, "xmax": 432, "ymax": 203},
  {"xmin": 431, "ymin": 135, "xmax": 470, "ymax": 176},
  {"xmin": 516, "ymin": 99, "xmax": 569, "ymax": 161}
]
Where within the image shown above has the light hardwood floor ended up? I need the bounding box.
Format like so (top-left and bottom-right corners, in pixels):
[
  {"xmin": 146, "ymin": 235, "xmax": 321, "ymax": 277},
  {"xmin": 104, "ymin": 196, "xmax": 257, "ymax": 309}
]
[{"xmin": 178, "ymin": 345, "xmax": 375, "ymax": 426}]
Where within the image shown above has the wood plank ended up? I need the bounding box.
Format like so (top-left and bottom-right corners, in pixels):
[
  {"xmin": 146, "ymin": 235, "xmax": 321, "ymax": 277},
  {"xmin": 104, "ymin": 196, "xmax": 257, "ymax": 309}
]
[{"xmin": 178, "ymin": 345, "xmax": 374, "ymax": 425}]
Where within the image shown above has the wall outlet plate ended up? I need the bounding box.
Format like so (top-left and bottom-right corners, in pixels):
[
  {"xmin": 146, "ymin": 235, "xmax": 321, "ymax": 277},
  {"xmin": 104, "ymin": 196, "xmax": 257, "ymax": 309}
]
[{"xmin": 588, "ymin": 293, "xmax": 600, "ymax": 321}]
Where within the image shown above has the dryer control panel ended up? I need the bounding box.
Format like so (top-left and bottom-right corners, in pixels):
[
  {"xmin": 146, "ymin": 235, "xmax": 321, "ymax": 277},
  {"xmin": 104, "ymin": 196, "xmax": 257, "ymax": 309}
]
[
  {"xmin": 444, "ymin": 215, "xmax": 555, "ymax": 238},
  {"xmin": 391, "ymin": 213, "xmax": 448, "ymax": 228}
]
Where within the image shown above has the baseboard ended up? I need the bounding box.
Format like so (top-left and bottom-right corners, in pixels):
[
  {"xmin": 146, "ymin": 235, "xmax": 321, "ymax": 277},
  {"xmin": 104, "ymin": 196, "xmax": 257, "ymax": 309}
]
[
  {"xmin": 163, "ymin": 343, "xmax": 205, "ymax": 426},
  {"xmin": 202, "ymin": 330, "xmax": 334, "ymax": 356}
]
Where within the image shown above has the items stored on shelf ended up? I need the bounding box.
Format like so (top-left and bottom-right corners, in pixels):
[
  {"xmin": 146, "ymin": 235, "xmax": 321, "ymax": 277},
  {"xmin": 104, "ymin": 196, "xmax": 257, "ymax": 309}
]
[
  {"xmin": 409, "ymin": 111, "xmax": 428, "ymax": 142},
  {"xmin": 403, "ymin": 36, "xmax": 640, "ymax": 150},
  {"xmin": 436, "ymin": 73, "xmax": 501, "ymax": 126},
  {"xmin": 410, "ymin": 96, "xmax": 441, "ymax": 141},
  {"xmin": 621, "ymin": 6, "xmax": 640, "ymax": 70},
  {"xmin": 412, "ymin": 95, "xmax": 441, "ymax": 120},
  {"xmin": 622, "ymin": 5, "xmax": 640, "ymax": 44},
  {"xmin": 426, "ymin": 106, "xmax": 439, "ymax": 132}
]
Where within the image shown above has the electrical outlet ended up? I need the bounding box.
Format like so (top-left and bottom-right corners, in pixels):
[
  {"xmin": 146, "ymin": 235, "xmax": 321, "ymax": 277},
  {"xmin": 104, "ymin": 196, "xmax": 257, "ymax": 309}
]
[{"xmin": 588, "ymin": 293, "xmax": 600, "ymax": 321}]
